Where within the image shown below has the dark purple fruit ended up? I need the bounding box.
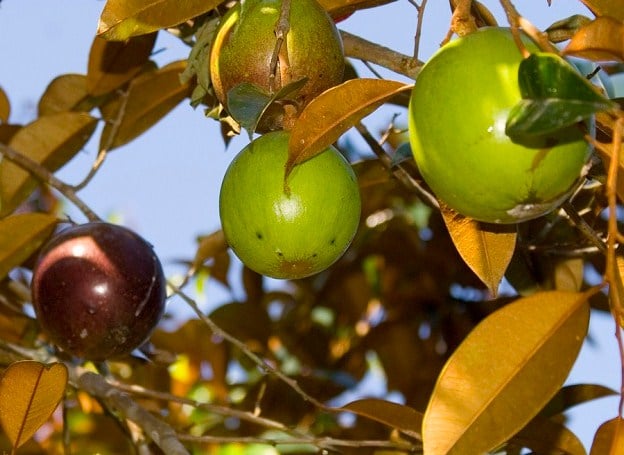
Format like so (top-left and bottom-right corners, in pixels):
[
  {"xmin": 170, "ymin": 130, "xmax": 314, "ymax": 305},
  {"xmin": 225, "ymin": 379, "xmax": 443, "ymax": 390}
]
[{"xmin": 31, "ymin": 222, "xmax": 166, "ymax": 360}]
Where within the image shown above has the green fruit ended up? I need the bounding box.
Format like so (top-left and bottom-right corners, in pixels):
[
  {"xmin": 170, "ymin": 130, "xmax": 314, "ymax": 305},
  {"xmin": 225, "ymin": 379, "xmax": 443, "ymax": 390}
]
[
  {"xmin": 219, "ymin": 131, "xmax": 360, "ymax": 279},
  {"xmin": 408, "ymin": 27, "xmax": 591, "ymax": 223},
  {"xmin": 210, "ymin": 0, "xmax": 344, "ymax": 131}
]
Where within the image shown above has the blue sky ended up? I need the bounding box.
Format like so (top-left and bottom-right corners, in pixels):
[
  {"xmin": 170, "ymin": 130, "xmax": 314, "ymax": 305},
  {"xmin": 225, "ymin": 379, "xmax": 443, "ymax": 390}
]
[{"xmin": 0, "ymin": 0, "xmax": 619, "ymax": 450}]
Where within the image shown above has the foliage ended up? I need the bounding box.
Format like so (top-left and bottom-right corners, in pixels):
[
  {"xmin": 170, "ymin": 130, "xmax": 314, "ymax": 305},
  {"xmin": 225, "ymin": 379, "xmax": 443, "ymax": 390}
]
[{"xmin": 0, "ymin": 0, "xmax": 623, "ymax": 454}]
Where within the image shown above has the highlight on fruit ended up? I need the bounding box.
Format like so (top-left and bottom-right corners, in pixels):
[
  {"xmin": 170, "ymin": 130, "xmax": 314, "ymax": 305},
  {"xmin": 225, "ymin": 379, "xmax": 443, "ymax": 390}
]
[
  {"xmin": 219, "ymin": 130, "xmax": 361, "ymax": 279},
  {"xmin": 209, "ymin": 0, "xmax": 345, "ymax": 131},
  {"xmin": 31, "ymin": 222, "xmax": 167, "ymax": 360},
  {"xmin": 408, "ymin": 27, "xmax": 592, "ymax": 224}
]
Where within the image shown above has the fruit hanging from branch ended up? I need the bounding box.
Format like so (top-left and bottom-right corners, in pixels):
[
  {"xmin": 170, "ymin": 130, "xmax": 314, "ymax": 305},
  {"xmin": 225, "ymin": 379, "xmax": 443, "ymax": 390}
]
[
  {"xmin": 31, "ymin": 222, "xmax": 167, "ymax": 360},
  {"xmin": 219, "ymin": 130, "xmax": 361, "ymax": 279},
  {"xmin": 209, "ymin": 0, "xmax": 345, "ymax": 132},
  {"xmin": 408, "ymin": 27, "xmax": 592, "ymax": 224}
]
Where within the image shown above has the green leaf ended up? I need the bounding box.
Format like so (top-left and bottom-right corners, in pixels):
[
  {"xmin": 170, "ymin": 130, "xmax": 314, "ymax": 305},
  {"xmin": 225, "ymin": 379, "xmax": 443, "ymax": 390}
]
[
  {"xmin": 227, "ymin": 78, "xmax": 308, "ymax": 138},
  {"xmin": 87, "ymin": 34, "xmax": 157, "ymax": 96},
  {"xmin": 97, "ymin": 0, "xmax": 223, "ymax": 41},
  {"xmin": 0, "ymin": 112, "xmax": 98, "ymax": 217},
  {"xmin": 505, "ymin": 53, "xmax": 615, "ymax": 141},
  {"xmin": 423, "ymin": 290, "xmax": 590, "ymax": 455},
  {"xmin": 99, "ymin": 60, "xmax": 190, "ymax": 150},
  {"xmin": 342, "ymin": 398, "xmax": 423, "ymax": 439},
  {"xmin": 0, "ymin": 213, "xmax": 58, "ymax": 280},
  {"xmin": 0, "ymin": 361, "xmax": 68, "ymax": 450}
]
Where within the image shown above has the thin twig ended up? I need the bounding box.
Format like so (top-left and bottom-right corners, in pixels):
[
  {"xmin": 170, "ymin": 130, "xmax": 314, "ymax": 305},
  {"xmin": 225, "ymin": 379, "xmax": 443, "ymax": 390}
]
[
  {"xmin": 75, "ymin": 370, "xmax": 190, "ymax": 455},
  {"xmin": 73, "ymin": 89, "xmax": 131, "ymax": 191},
  {"xmin": 410, "ymin": 0, "xmax": 428, "ymax": 59},
  {"xmin": 355, "ymin": 122, "xmax": 439, "ymax": 209},
  {"xmin": 340, "ymin": 30, "xmax": 423, "ymax": 79},
  {"xmin": 0, "ymin": 142, "xmax": 101, "ymax": 222}
]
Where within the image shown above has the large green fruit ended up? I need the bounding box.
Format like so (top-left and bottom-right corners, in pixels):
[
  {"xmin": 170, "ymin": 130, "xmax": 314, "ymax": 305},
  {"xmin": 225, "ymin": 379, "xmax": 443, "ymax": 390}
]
[
  {"xmin": 219, "ymin": 131, "xmax": 360, "ymax": 279},
  {"xmin": 408, "ymin": 27, "xmax": 591, "ymax": 224},
  {"xmin": 210, "ymin": 0, "xmax": 344, "ymax": 131}
]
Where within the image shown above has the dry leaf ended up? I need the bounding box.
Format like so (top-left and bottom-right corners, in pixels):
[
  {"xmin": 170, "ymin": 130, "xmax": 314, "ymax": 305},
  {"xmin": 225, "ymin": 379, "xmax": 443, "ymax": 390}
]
[
  {"xmin": 511, "ymin": 416, "xmax": 586, "ymax": 455},
  {"xmin": 318, "ymin": 0, "xmax": 397, "ymax": 20},
  {"xmin": 564, "ymin": 16, "xmax": 624, "ymax": 62},
  {"xmin": 0, "ymin": 87, "xmax": 9, "ymax": 124},
  {"xmin": 441, "ymin": 206, "xmax": 516, "ymax": 295},
  {"xmin": 0, "ymin": 361, "xmax": 68, "ymax": 449},
  {"xmin": 342, "ymin": 398, "xmax": 423, "ymax": 439},
  {"xmin": 578, "ymin": 0, "xmax": 624, "ymax": 21},
  {"xmin": 38, "ymin": 74, "xmax": 93, "ymax": 116},
  {"xmin": 287, "ymin": 78, "xmax": 412, "ymax": 176},
  {"xmin": 590, "ymin": 417, "xmax": 624, "ymax": 455},
  {"xmin": 423, "ymin": 290, "xmax": 590, "ymax": 455}
]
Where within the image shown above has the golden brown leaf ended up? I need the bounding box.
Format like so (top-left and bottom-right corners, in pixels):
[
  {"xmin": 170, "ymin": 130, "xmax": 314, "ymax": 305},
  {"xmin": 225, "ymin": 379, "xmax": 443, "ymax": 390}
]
[
  {"xmin": 0, "ymin": 87, "xmax": 9, "ymax": 124},
  {"xmin": 590, "ymin": 417, "xmax": 624, "ymax": 455},
  {"xmin": 441, "ymin": 206, "xmax": 516, "ymax": 296},
  {"xmin": 99, "ymin": 60, "xmax": 190, "ymax": 150},
  {"xmin": 38, "ymin": 74, "xmax": 92, "ymax": 116},
  {"xmin": 87, "ymin": 34, "xmax": 157, "ymax": 96},
  {"xmin": 343, "ymin": 398, "xmax": 423, "ymax": 439},
  {"xmin": 579, "ymin": 0, "xmax": 624, "ymax": 21},
  {"xmin": 511, "ymin": 416, "xmax": 586, "ymax": 455},
  {"xmin": 1, "ymin": 112, "xmax": 98, "ymax": 217},
  {"xmin": 318, "ymin": 0, "xmax": 396, "ymax": 20},
  {"xmin": 97, "ymin": 0, "xmax": 223, "ymax": 40},
  {"xmin": 423, "ymin": 290, "xmax": 590, "ymax": 455},
  {"xmin": 0, "ymin": 213, "xmax": 58, "ymax": 280},
  {"xmin": 0, "ymin": 361, "xmax": 68, "ymax": 450},
  {"xmin": 564, "ymin": 16, "xmax": 624, "ymax": 62},
  {"xmin": 287, "ymin": 79, "xmax": 412, "ymax": 176}
]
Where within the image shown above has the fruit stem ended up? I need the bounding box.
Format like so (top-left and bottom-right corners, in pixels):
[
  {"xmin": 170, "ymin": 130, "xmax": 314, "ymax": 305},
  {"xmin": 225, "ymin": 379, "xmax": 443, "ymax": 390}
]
[{"xmin": 269, "ymin": 0, "xmax": 292, "ymax": 94}]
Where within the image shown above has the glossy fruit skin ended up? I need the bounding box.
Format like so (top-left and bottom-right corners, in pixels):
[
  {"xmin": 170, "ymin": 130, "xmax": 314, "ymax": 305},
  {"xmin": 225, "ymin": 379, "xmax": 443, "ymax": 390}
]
[
  {"xmin": 408, "ymin": 27, "xmax": 591, "ymax": 223},
  {"xmin": 210, "ymin": 0, "xmax": 345, "ymax": 131},
  {"xmin": 219, "ymin": 131, "xmax": 361, "ymax": 279},
  {"xmin": 31, "ymin": 222, "xmax": 166, "ymax": 360}
]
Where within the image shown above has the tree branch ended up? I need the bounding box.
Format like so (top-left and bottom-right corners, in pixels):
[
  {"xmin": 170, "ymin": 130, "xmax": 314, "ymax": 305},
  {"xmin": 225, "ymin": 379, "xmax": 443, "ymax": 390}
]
[{"xmin": 340, "ymin": 30, "xmax": 423, "ymax": 79}]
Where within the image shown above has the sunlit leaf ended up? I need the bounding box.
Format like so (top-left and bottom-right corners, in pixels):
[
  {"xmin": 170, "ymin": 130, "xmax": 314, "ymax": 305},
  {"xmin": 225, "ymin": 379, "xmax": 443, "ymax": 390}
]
[
  {"xmin": 564, "ymin": 16, "xmax": 624, "ymax": 62},
  {"xmin": 0, "ymin": 361, "xmax": 68, "ymax": 449},
  {"xmin": 38, "ymin": 74, "xmax": 95, "ymax": 116},
  {"xmin": 441, "ymin": 206, "xmax": 516, "ymax": 296},
  {"xmin": 0, "ymin": 213, "xmax": 58, "ymax": 280},
  {"xmin": 342, "ymin": 398, "xmax": 423, "ymax": 439},
  {"xmin": 87, "ymin": 34, "xmax": 157, "ymax": 96},
  {"xmin": 546, "ymin": 15, "xmax": 593, "ymax": 43},
  {"xmin": 287, "ymin": 79, "xmax": 412, "ymax": 176},
  {"xmin": 578, "ymin": 0, "xmax": 624, "ymax": 21},
  {"xmin": 423, "ymin": 290, "xmax": 590, "ymax": 455},
  {"xmin": 0, "ymin": 87, "xmax": 9, "ymax": 124},
  {"xmin": 590, "ymin": 417, "xmax": 624, "ymax": 455},
  {"xmin": 318, "ymin": 0, "xmax": 396, "ymax": 20},
  {"xmin": 506, "ymin": 53, "xmax": 615, "ymax": 141},
  {"xmin": 511, "ymin": 416, "xmax": 586, "ymax": 455},
  {"xmin": 1, "ymin": 112, "xmax": 98, "ymax": 217},
  {"xmin": 541, "ymin": 383, "xmax": 617, "ymax": 417},
  {"xmin": 97, "ymin": 0, "xmax": 223, "ymax": 40},
  {"xmin": 99, "ymin": 60, "xmax": 190, "ymax": 150}
]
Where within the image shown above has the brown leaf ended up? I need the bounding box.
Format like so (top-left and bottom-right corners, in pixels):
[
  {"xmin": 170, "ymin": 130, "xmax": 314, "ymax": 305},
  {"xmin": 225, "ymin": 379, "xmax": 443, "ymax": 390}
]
[
  {"xmin": 287, "ymin": 79, "xmax": 412, "ymax": 176},
  {"xmin": 1, "ymin": 112, "xmax": 98, "ymax": 217},
  {"xmin": 99, "ymin": 60, "xmax": 190, "ymax": 150},
  {"xmin": 342, "ymin": 398, "xmax": 423, "ymax": 439},
  {"xmin": 590, "ymin": 417, "xmax": 624, "ymax": 455},
  {"xmin": 0, "ymin": 87, "xmax": 9, "ymax": 124},
  {"xmin": 579, "ymin": 0, "xmax": 624, "ymax": 21},
  {"xmin": 87, "ymin": 34, "xmax": 157, "ymax": 96},
  {"xmin": 441, "ymin": 206, "xmax": 516, "ymax": 296},
  {"xmin": 564, "ymin": 16, "xmax": 624, "ymax": 62},
  {"xmin": 511, "ymin": 416, "xmax": 586, "ymax": 455},
  {"xmin": 0, "ymin": 361, "xmax": 68, "ymax": 449},
  {"xmin": 38, "ymin": 74, "xmax": 94, "ymax": 116},
  {"xmin": 318, "ymin": 0, "xmax": 396, "ymax": 20},
  {"xmin": 423, "ymin": 290, "xmax": 590, "ymax": 455},
  {"xmin": 0, "ymin": 124, "xmax": 20, "ymax": 145},
  {"xmin": 0, "ymin": 213, "xmax": 58, "ymax": 280},
  {"xmin": 191, "ymin": 230, "xmax": 228, "ymax": 274},
  {"xmin": 97, "ymin": 0, "xmax": 223, "ymax": 40}
]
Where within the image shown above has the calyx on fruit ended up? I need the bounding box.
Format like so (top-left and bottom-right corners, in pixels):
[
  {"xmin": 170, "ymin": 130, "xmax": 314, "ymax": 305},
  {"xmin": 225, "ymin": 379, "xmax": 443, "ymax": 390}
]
[
  {"xmin": 31, "ymin": 222, "xmax": 166, "ymax": 360},
  {"xmin": 408, "ymin": 27, "xmax": 591, "ymax": 224},
  {"xmin": 219, "ymin": 130, "xmax": 361, "ymax": 279},
  {"xmin": 209, "ymin": 0, "xmax": 345, "ymax": 131}
]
